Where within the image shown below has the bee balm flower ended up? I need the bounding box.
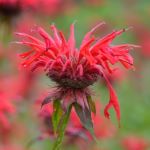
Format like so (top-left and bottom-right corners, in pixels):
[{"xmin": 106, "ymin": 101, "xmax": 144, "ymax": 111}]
[{"xmin": 15, "ymin": 22, "xmax": 136, "ymax": 129}]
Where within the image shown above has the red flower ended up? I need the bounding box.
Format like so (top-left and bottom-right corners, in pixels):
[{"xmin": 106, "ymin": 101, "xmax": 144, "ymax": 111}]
[
  {"xmin": 0, "ymin": 86, "xmax": 15, "ymax": 129},
  {"xmin": 122, "ymin": 136, "xmax": 150, "ymax": 150},
  {"xmin": 25, "ymin": 0, "xmax": 63, "ymax": 16},
  {"xmin": 0, "ymin": 91, "xmax": 15, "ymax": 142},
  {"xmin": 16, "ymin": 22, "xmax": 137, "ymax": 124},
  {"xmin": 0, "ymin": 0, "xmax": 64, "ymax": 17},
  {"xmin": 0, "ymin": 76, "xmax": 17, "ymax": 140},
  {"xmin": 133, "ymin": 24, "xmax": 150, "ymax": 57},
  {"xmin": 0, "ymin": 71, "xmax": 36, "ymax": 135},
  {"xmin": 92, "ymin": 102, "xmax": 116, "ymax": 139}
]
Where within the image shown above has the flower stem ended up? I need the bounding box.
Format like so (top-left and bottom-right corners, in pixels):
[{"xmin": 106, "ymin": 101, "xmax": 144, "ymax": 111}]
[{"xmin": 52, "ymin": 104, "xmax": 72, "ymax": 150}]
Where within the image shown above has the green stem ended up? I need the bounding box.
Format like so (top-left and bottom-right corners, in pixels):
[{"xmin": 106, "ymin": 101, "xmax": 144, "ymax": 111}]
[{"xmin": 52, "ymin": 105, "xmax": 72, "ymax": 150}]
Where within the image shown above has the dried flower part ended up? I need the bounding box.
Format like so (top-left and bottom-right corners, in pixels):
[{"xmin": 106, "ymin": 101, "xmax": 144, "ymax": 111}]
[{"xmin": 16, "ymin": 23, "xmax": 136, "ymax": 131}]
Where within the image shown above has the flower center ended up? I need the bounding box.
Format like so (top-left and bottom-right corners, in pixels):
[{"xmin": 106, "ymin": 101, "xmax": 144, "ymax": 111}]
[{"xmin": 47, "ymin": 72, "xmax": 99, "ymax": 89}]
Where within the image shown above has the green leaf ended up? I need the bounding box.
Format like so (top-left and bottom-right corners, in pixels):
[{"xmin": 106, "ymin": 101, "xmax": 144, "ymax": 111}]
[
  {"xmin": 52, "ymin": 100, "xmax": 63, "ymax": 134},
  {"xmin": 74, "ymin": 103, "xmax": 96, "ymax": 140},
  {"xmin": 52, "ymin": 104, "xmax": 72, "ymax": 150},
  {"xmin": 87, "ymin": 95, "xmax": 96, "ymax": 114}
]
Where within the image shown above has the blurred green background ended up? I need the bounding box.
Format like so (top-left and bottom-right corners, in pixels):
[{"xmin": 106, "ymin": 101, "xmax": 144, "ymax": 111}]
[{"xmin": 0, "ymin": 0, "xmax": 150, "ymax": 150}]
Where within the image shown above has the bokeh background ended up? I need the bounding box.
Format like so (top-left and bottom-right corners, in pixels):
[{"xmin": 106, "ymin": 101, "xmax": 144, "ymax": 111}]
[{"xmin": 0, "ymin": 0, "xmax": 150, "ymax": 150}]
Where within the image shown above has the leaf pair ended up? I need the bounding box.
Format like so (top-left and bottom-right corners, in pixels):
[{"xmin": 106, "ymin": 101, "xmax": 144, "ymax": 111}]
[{"xmin": 52, "ymin": 97, "xmax": 97, "ymax": 150}]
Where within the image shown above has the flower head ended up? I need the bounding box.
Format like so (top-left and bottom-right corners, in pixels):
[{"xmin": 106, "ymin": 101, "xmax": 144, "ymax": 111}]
[{"xmin": 16, "ymin": 22, "xmax": 136, "ymax": 126}]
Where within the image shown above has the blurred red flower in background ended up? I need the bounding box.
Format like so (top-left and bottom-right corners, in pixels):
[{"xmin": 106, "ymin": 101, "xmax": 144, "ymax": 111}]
[
  {"xmin": 0, "ymin": 0, "xmax": 22, "ymax": 18},
  {"xmin": 122, "ymin": 136, "xmax": 150, "ymax": 150},
  {"xmin": 0, "ymin": 72, "xmax": 37, "ymax": 148},
  {"xmin": 0, "ymin": 87, "xmax": 15, "ymax": 144},
  {"xmin": 133, "ymin": 25, "xmax": 150, "ymax": 57},
  {"xmin": 92, "ymin": 103, "xmax": 116, "ymax": 139},
  {"xmin": 25, "ymin": 0, "xmax": 63, "ymax": 16},
  {"xmin": 0, "ymin": 92, "xmax": 15, "ymax": 130},
  {"xmin": 0, "ymin": 72, "xmax": 37, "ymax": 101},
  {"xmin": 0, "ymin": 0, "xmax": 63, "ymax": 21},
  {"xmin": 102, "ymin": 68, "xmax": 126, "ymax": 85}
]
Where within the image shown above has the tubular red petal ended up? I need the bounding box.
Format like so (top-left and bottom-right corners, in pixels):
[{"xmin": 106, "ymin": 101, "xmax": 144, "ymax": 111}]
[
  {"xmin": 49, "ymin": 61, "xmax": 56, "ymax": 70},
  {"xmin": 59, "ymin": 31, "xmax": 68, "ymax": 54},
  {"xmin": 45, "ymin": 50, "xmax": 56, "ymax": 59},
  {"xmin": 31, "ymin": 61, "xmax": 46, "ymax": 72},
  {"xmin": 37, "ymin": 27, "xmax": 55, "ymax": 48},
  {"xmin": 44, "ymin": 60, "xmax": 53, "ymax": 71},
  {"xmin": 76, "ymin": 64, "xmax": 83, "ymax": 77},
  {"xmin": 103, "ymin": 73, "xmax": 120, "ymax": 122},
  {"xmin": 119, "ymin": 59, "xmax": 133, "ymax": 69},
  {"xmin": 16, "ymin": 41, "xmax": 45, "ymax": 51},
  {"xmin": 68, "ymin": 23, "xmax": 76, "ymax": 51},
  {"xmin": 50, "ymin": 24, "xmax": 61, "ymax": 47},
  {"xmin": 62, "ymin": 60, "xmax": 70, "ymax": 72},
  {"xmin": 81, "ymin": 22, "xmax": 105, "ymax": 46},
  {"xmin": 21, "ymin": 51, "xmax": 44, "ymax": 67},
  {"xmin": 19, "ymin": 49, "xmax": 34, "ymax": 58},
  {"xmin": 90, "ymin": 29, "xmax": 126, "ymax": 52},
  {"xmin": 80, "ymin": 37, "xmax": 95, "ymax": 52},
  {"xmin": 15, "ymin": 32, "xmax": 43, "ymax": 44},
  {"xmin": 103, "ymin": 61, "xmax": 113, "ymax": 73}
]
